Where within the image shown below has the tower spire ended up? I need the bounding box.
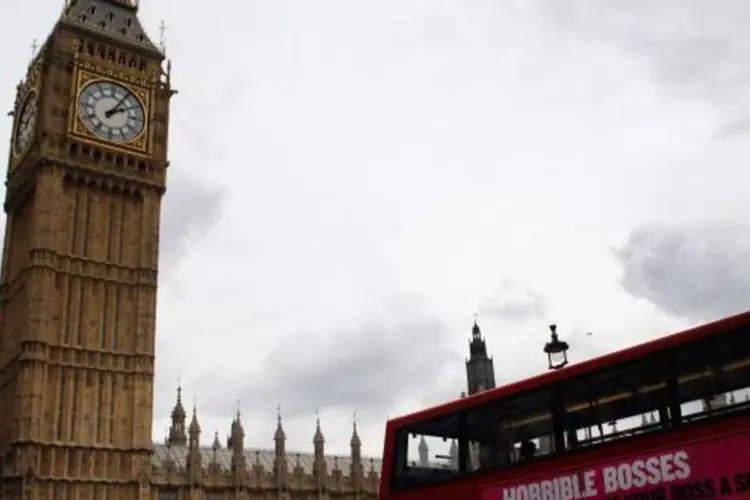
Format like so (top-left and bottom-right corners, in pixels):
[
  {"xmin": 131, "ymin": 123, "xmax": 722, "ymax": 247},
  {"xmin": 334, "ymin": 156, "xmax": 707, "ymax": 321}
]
[
  {"xmin": 273, "ymin": 404, "xmax": 288, "ymax": 488},
  {"xmin": 229, "ymin": 403, "xmax": 246, "ymax": 476},
  {"xmin": 30, "ymin": 39, "xmax": 38, "ymax": 63},
  {"xmin": 350, "ymin": 412, "xmax": 364, "ymax": 487},
  {"xmin": 158, "ymin": 20, "xmax": 167, "ymax": 53},
  {"xmin": 313, "ymin": 408, "xmax": 324, "ymax": 443},
  {"xmin": 274, "ymin": 404, "xmax": 285, "ymax": 441},
  {"xmin": 186, "ymin": 401, "xmax": 202, "ymax": 480},
  {"xmin": 167, "ymin": 383, "xmax": 187, "ymax": 446},
  {"xmin": 312, "ymin": 408, "xmax": 326, "ymax": 484},
  {"xmin": 466, "ymin": 315, "xmax": 496, "ymax": 395}
]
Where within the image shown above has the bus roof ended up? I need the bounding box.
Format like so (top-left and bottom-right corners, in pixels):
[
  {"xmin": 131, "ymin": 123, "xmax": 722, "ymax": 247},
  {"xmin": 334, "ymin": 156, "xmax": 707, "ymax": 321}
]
[{"xmin": 389, "ymin": 308, "xmax": 750, "ymax": 427}]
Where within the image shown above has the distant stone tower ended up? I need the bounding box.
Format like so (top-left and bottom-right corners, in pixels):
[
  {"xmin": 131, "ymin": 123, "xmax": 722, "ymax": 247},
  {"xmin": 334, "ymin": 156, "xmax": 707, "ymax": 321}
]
[{"xmin": 466, "ymin": 319, "xmax": 496, "ymax": 395}]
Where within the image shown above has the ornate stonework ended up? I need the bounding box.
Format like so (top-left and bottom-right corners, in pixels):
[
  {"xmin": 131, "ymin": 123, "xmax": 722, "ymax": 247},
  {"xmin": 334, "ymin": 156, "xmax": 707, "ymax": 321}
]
[{"xmin": 149, "ymin": 388, "xmax": 381, "ymax": 498}]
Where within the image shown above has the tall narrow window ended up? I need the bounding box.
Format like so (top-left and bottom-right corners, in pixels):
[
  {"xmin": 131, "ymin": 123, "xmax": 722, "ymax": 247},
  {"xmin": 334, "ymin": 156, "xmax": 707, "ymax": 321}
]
[
  {"xmin": 69, "ymin": 189, "xmax": 80, "ymax": 254},
  {"xmin": 109, "ymin": 375, "xmax": 117, "ymax": 444},
  {"xmin": 106, "ymin": 197, "xmax": 115, "ymax": 260},
  {"xmin": 100, "ymin": 284, "xmax": 110, "ymax": 349},
  {"xmin": 96, "ymin": 374, "xmax": 104, "ymax": 443},
  {"xmin": 61, "ymin": 275, "xmax": 73, "ymax": 344},
  {"xmin": 56, "ymin": 368, "xmax": 66, "ymax": 440},
  {"xmin": 117, "ymin": 199, "xmax": 126, "ymax": 263},
  {"xmin": 75, "ymin": 280, "xmax": 86, "ymax": 346},
  {"xmin": 81, "ymin": 191, "xmax": 92, "ymax": 256},
  {"xmin": 69, "ymin": 370, "xmax": 80, "ymax": 440},
  {"xmin": 112, "ymin": 288, "xmax": 120, "ymax": 350}
]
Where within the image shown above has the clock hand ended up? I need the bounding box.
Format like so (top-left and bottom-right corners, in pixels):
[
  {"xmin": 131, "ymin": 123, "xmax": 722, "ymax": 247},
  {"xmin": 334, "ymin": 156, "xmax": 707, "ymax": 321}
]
[
  {"xmin": 105, "ymin": 92, "xmax": 131, "ymax": 118},
  {"xmin": 107, "ymin": 104, "xmax": 137, "ymax": 117}
]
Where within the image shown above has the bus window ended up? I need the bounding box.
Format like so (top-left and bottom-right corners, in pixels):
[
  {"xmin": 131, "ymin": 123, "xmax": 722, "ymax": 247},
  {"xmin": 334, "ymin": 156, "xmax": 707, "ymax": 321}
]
[
  {"xmin": 561, "ymin": 355, "xmax": 670, "ymax": 449},
  {"xmin": 672, "ymin": 326, "xmax": 750, "ymax": 422},
  {"xmin": 467, "ymin": 388, "xmax": 556, "ymax": 473},
  {"xmin": 391, "ymin": 412, "xmax": 464, "ymax": 490}
]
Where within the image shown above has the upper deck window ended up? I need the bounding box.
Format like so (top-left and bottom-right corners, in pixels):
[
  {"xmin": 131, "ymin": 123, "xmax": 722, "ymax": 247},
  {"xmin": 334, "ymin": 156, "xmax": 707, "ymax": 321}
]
[
  {"xmin": 392, "ymin": 412, "xmax": 464, "ymax": 490},
  {"xmin": 467, "ymin": 388, "xmax": 556, "ymax": 470}
]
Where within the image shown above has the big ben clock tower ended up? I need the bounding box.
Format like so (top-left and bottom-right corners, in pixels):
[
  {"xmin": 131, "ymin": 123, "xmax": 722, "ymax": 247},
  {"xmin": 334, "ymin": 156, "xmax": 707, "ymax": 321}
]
[{"xmin": 0, "ymin": 0, "xmax": 172, "ymax": 498}]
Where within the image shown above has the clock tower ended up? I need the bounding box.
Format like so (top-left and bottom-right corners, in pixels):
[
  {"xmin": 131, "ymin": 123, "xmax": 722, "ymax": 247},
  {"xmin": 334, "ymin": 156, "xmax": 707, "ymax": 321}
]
[{"xmin": 0, "ymin": 0, "xmax": 172, "ymax": 498}]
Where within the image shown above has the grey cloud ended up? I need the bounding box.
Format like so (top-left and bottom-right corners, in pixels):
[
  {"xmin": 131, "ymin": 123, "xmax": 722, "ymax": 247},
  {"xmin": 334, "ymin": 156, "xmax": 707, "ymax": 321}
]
[
  {"xmin": 159, "ymin": 174, "xmax": 224, "ymax": 276},
  {"xmin": 615, "ymin": 223, "xmax": 750, "ymax": 322},
  {"xmin": 478, "ymin": 279, "xmax": 548, "ymax": 322},
  {"xmin": 193, "ymin": 295, "xmax": 458, "ymax": 419},
  {"xmin": 716, "ymin": 116, "xmax": 750, "ymax": 140},
  {"xmin": 537, "ymin": 0, "xmax": 750, "ymax": 135}
]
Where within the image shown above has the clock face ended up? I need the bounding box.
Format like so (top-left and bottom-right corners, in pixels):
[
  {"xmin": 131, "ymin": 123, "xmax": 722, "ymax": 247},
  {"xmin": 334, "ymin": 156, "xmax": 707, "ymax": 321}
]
[
  {"xmin": 77, "ymin": 80, "xmax": 145, "ymax": 143},
  {"xmin": 13, "ymin": 92, "xmax": 38, "ymax": 155}
]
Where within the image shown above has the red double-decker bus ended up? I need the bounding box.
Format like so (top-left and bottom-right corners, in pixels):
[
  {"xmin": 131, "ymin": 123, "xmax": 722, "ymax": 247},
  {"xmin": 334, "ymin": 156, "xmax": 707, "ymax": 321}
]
[{"xmin": 379, "ymin": 311, "xmax": 750, "ymax": 500}]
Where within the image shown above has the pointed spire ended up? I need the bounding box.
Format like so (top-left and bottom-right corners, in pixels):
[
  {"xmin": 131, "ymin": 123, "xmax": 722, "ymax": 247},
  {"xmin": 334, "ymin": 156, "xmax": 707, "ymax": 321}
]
[
  {"xmin": 350, "ymin": 412, "xmax": 364, "ymax": 485},
  {"xmin": 350, "ymin": 412, "xmax": 361, "ymax": 448},
  {"xmin": 274, "ymin": 404, "xmax": 285, "ymax": 441},
  {"xmin": 466, "ymin": 314, "xmax": 495, "ymax": 395},
  {"xmin": 167, "ymin": 382, "xmax": 187, "ymax": 446},
  {"xmin": 172, "ymin": 382, "xmax": 186, "ymax": 419},
  {"xmin": 186, "ymin": 398, "xmax": 202, "ymax": 479},
  {"xmin": 418, "ymin": 436, "xmax": 428, "ymax": 466},
  {"xmin": 158, "ymin": 20, "xmax": 167, "ymax": 54},
  {"xmin": 210, "ymin": 431, "xmax": 221, "ymax": 471},
  {"xmin": 230, "ymin": 402, "xmax": 246, "ymax": 477},
  {"xmin": 313, "ymin": 409, "xmax": 324, "ymax": 444},
  {"xmin": 189, "ymin": 401, "xmax": 201, "ymax": 436},
  {"xmin": 230, "ymin": 401, "xmax": 245, "ymax": 451},
  {"xmin": 273, "ymin": 405, "xmax": 287, "ymax": 486},
  {"xmin": 231, "ymin": 403, "xmax": 245, "ymax": 439},
  {"xmin": 468, "ymin": 316, "xmax": 487, "ymax": 356},
  {"xmin": 312, "ymin": 409, "xmax": 326, "ymax": 482},
  {"xmin": 472, "ymin": 313, "xmax": 481, "ymax": 340}
]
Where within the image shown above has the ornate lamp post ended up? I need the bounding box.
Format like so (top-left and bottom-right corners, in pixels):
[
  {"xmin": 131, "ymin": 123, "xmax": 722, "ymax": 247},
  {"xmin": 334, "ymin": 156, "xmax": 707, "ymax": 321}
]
[{"xmin": 544, "ymin": 324, "xmax": 569, "ymax": 370}]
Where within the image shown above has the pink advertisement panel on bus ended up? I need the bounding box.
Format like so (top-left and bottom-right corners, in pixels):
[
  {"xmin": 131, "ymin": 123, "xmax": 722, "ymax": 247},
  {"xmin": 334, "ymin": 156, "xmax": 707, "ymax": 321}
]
[{"xmin": 481, "ymin": 431, "xmax": 750, "ymax": 500}]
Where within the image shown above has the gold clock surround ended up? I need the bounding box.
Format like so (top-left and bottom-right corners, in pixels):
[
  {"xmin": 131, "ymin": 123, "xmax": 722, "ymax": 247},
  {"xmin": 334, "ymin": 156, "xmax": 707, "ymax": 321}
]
[{"xmin": 70, "ymin": 70, "xmax": 151, "ymax": 155}]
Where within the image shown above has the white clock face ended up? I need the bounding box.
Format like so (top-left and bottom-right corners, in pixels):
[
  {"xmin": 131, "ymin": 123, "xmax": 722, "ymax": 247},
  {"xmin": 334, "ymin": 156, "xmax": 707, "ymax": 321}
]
[
  {"xmin": 77, "ymin": 81, "xmax": 145, "ymax": 143},
  {"xmin": 14, "ymin": 92, "xmax": 38, "ymax": 155}
]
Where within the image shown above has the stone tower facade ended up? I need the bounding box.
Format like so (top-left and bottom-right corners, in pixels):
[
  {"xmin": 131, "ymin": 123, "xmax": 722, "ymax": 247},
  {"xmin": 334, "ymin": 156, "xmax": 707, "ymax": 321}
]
[
  {"xmin": 465, "ymin": 320, "xmax": 495, "ymax": 396},
  {"xmin": 0, "ymin": 0, "xmax": 170, "ymax": 498},
  {"xmin": 2, "ymin": 2, "xmax": 383, "ymax": 499}
]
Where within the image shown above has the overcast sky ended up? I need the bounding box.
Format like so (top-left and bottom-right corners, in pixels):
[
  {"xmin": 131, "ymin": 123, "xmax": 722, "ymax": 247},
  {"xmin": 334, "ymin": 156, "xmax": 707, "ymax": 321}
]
[{"xmin": 2, "ymin": 0, "xmax": 749, "ymax": 459}]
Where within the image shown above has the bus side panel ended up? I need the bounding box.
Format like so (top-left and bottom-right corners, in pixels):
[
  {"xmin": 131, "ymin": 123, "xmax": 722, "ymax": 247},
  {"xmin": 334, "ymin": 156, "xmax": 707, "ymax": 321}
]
[{"xmin": 382, "ymin": 412, "xmax": 750, "ymax": 500}]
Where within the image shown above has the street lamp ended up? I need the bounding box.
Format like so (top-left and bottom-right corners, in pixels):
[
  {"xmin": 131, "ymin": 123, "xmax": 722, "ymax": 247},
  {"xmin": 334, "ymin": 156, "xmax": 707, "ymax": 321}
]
[{"xmin": 544, "ymin": 324, "xmax": 569, "ymax": 370}]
